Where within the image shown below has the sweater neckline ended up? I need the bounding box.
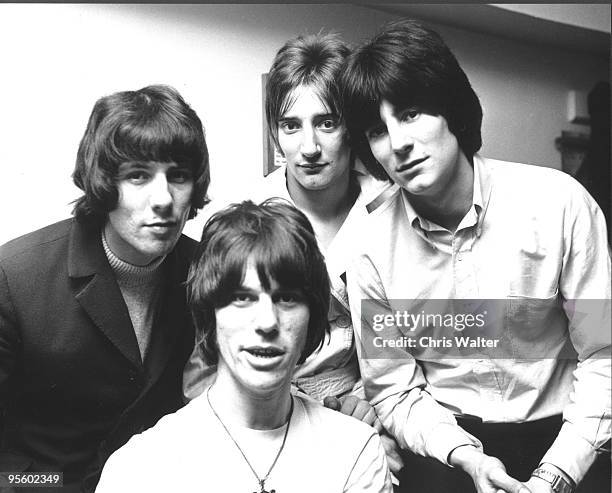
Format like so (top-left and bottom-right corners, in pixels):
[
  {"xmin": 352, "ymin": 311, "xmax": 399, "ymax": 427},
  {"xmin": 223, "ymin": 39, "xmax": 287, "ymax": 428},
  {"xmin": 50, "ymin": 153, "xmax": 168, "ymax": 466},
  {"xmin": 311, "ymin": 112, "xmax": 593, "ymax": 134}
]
[{"xmin": 101, "ymin": 231, "xmax": 165, "ymax": 286}]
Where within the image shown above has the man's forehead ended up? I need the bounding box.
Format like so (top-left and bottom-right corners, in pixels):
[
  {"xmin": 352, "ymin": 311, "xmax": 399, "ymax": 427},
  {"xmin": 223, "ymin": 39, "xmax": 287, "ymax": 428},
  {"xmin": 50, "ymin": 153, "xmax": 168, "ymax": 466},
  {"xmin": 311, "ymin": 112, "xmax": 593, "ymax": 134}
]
[
  {"xmin": 280, "ymin": 85, "xmax": 333, "ymax": 119},
  {"xmin": 239, "ymin": 262, "xmax": 300, "ymax": 293}
]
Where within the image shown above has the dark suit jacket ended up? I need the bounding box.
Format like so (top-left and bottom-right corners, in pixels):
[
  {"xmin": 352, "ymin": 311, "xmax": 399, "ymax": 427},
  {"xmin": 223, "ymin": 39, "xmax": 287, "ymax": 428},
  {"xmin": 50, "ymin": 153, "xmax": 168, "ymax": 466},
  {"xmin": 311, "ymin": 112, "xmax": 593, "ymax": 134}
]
[{"xmin": 0, "ymin": 218, "xmax": 196, "ymax": 491}]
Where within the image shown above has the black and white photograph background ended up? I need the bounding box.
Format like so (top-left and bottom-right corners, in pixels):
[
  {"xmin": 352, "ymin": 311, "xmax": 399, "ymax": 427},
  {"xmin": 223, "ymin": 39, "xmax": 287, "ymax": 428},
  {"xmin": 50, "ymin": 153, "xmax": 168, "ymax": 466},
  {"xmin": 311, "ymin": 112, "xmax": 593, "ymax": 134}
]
[{"xmin": 0, "ymin": 3, "xmax": 609, "ymax": 245}]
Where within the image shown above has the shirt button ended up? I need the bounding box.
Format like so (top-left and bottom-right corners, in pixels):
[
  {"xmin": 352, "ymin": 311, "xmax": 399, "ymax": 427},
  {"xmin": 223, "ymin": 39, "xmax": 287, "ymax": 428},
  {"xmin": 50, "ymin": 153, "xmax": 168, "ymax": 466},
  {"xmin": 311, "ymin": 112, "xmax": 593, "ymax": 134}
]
[{"xmin": 335, "ymin": 315, "xmax": 351, "ymax": 328}]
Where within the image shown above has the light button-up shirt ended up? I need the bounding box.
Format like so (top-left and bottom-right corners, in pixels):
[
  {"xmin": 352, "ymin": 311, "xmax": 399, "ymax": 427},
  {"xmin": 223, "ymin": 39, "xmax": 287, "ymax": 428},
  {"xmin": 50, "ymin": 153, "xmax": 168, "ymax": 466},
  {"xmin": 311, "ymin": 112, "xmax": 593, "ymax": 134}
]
[{"xmin": 347, "ymin": 155, "xmax": 611, "ymax": 484}]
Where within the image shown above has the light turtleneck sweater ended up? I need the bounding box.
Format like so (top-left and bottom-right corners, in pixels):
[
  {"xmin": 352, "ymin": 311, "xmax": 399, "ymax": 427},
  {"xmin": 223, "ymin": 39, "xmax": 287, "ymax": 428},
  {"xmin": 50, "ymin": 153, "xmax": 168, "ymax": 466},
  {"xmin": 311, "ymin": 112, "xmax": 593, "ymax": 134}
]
[{"xmin": 102, "ymin": 233, "xmax": 165, "ymax": 361}]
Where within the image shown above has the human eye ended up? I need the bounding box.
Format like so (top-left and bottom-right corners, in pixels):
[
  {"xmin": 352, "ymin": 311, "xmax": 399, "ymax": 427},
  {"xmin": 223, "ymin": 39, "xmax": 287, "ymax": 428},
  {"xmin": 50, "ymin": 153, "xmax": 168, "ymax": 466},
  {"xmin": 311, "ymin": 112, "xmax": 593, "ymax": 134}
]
[
  {"xmin": 400, "ymin": 108, "xmax": 420, "ymax": 122},
  {"xmin": 317, "ymin": 117, "xmax": 339, "ymax": 132},
  {"xmin": 230, "ymin": 291, "xmax": 257, "ymax": 307},
  {"xmin": 167, "ymin": 167, "xmax": 193, "ymax": 184},
  {"xmin": 279, "ymin": 120, "xmax": 300, "ymax": 134},
  {"xmin": 273, "ymin": 290, "xmax": 304, "ymax": 307},
  {"xmin": 124, "ymin": 170, "xmax": 150, "ymax": 184},
  {"xmin": 365, "ymin": 123, "xmax": 387, "ymax": 140},
  {"xmin": 118, "ymin": 162, "xmax": 152, "ymax": 184}
]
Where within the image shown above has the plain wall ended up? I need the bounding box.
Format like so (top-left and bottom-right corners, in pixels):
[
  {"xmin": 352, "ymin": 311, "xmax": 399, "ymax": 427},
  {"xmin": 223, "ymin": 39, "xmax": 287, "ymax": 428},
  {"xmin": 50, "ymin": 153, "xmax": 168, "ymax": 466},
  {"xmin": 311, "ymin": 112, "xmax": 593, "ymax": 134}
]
[{"xmin": 0, "ymin": 4, "xmax": 608, "ymax": 244}]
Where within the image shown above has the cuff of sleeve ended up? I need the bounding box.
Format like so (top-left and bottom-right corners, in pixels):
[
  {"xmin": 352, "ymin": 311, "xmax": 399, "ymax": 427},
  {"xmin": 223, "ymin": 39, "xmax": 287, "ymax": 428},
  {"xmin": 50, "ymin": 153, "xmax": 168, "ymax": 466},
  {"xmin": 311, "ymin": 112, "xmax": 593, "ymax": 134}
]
[
  {"xmin": 425, "ymin": 423, "xmax": 483, "ymax": 466},
  {"xmin": 540, "ymin": 423, "xmax": 599, "ymax": 485},
  {"xmin": 350, "ymin": 379, "xmax": 366, "ymax": 400}
]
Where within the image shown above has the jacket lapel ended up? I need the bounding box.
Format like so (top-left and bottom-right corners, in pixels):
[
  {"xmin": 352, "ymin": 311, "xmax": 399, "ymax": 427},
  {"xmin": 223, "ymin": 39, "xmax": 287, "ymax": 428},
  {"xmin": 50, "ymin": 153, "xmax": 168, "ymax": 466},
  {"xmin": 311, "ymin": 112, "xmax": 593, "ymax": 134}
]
[
  {"xmin": 67, "ymin": 220, "xmax": 143, "ymax": 370},
  {"xmin": 142, "ymin": 237, "xmax": 193, "ymax": 386}
]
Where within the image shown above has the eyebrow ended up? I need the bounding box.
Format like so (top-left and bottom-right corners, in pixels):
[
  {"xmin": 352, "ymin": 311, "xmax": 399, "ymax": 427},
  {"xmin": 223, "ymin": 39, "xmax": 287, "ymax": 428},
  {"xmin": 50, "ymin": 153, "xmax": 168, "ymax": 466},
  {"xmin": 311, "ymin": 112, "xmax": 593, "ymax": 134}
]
[
  {"xmin": 118, "ymin": 161, "xmax": 186, "ymax": 170},
  {"xmin": 278, "ymin": 112, "xmax": 337, "ymax": 122},
  {"xmin": 117, "ymin": 162, "xmax": 149, "ymax": 172}
]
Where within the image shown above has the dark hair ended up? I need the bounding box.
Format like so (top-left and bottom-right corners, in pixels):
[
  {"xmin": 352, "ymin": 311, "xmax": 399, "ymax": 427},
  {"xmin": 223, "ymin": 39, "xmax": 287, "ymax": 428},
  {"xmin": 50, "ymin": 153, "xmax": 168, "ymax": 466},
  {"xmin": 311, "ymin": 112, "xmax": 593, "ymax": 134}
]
[
  {"xmin": 187, "ymin": 199, "xmax": 330, "ymax": 366},
  {"xmin": 266, "ymin": 33, "xmax": 351, "ymax": 151},
  {"xmin": 342, "ymin": 19, "xmax": 483, "ymax": 180},
  {"xmin": 72, "ymin": 84, "xmax": 210, "ymax": 223}
]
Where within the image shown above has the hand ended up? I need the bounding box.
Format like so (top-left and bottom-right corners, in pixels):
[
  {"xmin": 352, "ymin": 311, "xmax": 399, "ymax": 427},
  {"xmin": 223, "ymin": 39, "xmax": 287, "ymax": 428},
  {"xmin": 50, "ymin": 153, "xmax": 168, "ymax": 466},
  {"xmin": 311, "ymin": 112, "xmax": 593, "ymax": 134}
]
[
  {"xmin": 380, "ymin": 432, "xmax": 404, "ymax": 476},
  {"xmin": 449, "ymin": 445, "xmax": 531, "ymax": 493},
  {"xmin": 323, "ymin": 395, "xmax": 383, "ymax": 433},
  {"xmin": 522, "ymin": 477, "xmax": 553, "ymax": 493}
]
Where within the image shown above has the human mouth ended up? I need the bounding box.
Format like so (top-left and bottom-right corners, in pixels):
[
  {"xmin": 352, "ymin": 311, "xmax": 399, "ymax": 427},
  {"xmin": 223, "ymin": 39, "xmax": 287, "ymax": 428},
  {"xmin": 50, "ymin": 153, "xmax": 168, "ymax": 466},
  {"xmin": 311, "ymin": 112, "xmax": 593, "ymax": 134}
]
[
  {"xmin": 298, "ymin": 162, "xmax": 328, "ymax": 171},
  {"xmin": 396, "ymin": 157, "xmax": 428, "ymax": 173},
  {"xmin": 146, "ymin": 221, "xmax": 178, "ymax": 235},
  {"xmin": 243, "ymin": 346, "xmax": 285, "ymax": 368}
]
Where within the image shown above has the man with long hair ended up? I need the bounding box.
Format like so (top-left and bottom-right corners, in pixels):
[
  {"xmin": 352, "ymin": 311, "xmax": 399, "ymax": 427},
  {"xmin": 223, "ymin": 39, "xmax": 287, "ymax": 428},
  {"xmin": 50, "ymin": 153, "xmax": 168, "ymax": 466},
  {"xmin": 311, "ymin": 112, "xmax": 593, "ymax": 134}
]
[
  {"xmin": 97, "ymin": 200, "xmax": 392, "ymax": 492},
  {"xmin": 343, "ymin": 19, "xmax": 610, "ymax": 493},
  {"xmin": 0, "ymin": 85, "xmax": 210, "ymax": 491}
]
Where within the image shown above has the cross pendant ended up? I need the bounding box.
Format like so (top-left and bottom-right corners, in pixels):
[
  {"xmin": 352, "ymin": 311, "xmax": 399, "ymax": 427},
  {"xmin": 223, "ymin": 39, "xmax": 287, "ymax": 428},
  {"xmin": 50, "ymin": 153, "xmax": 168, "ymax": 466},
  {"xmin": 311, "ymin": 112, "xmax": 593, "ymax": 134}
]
[{"xmin": 252, "ymin": 479, "xmax": 275, "ymax": 493}]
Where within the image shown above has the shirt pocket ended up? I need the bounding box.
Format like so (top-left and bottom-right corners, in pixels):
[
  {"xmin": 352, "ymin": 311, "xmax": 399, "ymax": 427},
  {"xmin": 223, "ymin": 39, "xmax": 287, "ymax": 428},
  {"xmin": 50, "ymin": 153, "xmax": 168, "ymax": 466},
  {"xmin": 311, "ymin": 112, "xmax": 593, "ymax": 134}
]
[
  {"xmin": 505, "ymin": 214, "xmax": 563, "ymax": 300},
  {"xmin": 503, "ymin": 291, "xmax": 572, "ymax": 360}
]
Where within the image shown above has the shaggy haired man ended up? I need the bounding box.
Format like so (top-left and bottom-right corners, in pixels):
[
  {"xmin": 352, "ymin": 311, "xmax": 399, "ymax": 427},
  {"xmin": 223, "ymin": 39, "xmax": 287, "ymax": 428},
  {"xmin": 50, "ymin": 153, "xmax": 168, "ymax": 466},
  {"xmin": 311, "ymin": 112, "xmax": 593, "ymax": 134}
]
[
  {"xmin": 343, "ymin": 19, "xmax": 610, "ymax": 493},
  {"xmin": 0, "ymin": 84, "xmax": 210, "ymax": 491}
]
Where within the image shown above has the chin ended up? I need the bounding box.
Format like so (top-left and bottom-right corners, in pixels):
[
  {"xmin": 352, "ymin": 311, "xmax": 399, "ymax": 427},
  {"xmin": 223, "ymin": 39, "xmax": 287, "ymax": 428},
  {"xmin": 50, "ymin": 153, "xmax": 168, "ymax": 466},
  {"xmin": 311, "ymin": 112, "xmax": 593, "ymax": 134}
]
[
  {"xmin": 149, "ymin": 239, "xmax": 178, "ymax": 255},
  {"xmin": 243, "ymin": 375, "xmax": 288, "ymax": 395},
  {"xmin": 304, "ymin": 179, "xmax": 331, "ymax": 191},
  {"xmin": 401, "ymin": 177, "xmax": 435, "ymax": 196},
  {"xmin": 137, "ymin": 248, "xmax": 167, "ymax": 261}
]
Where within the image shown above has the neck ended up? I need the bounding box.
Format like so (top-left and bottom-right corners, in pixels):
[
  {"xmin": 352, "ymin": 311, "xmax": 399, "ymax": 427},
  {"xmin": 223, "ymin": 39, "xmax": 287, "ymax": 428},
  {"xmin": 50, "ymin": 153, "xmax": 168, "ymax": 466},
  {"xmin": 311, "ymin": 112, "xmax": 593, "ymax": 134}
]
[
  {"xmin": 286, "ymin": 168, "xmax": 353, "ymax": 221},
  {"xmin": 410, "ymin": 153, "xmax": 474, "ymax": 232},
  {"xmin": 210, "ymin": 371, "xmax": 293, "ymax": 430}
]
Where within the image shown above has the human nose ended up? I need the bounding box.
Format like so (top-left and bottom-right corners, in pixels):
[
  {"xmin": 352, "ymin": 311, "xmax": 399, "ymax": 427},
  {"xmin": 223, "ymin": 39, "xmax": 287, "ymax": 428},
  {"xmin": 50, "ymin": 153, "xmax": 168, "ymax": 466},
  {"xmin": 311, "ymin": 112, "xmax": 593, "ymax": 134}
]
[
  {"xmin": 388, "ymin": 120, "xmax": 413, "ymax": 156},
  {"xmin": 149, "ymin": 173, "xmax": 173, "ymax": 211},
  {"xmin": 254, "ymin": 294, "xmax": 279, "ymax": 335},
  {"xmin": 300, "ymin": 126, "xmax": 321, "ymax": 159}
]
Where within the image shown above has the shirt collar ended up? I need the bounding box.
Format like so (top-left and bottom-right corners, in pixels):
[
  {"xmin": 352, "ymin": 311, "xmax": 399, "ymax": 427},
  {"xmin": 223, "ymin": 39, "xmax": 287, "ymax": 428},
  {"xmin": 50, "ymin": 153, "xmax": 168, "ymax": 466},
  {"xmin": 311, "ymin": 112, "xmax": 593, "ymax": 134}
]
[
  {"xmin": 473, "ymin": 153, "xmax": 492, "ymax": 213},
  {"xmin": 473, "ymin": 153, "xmax": 493, "ymax": 237}
]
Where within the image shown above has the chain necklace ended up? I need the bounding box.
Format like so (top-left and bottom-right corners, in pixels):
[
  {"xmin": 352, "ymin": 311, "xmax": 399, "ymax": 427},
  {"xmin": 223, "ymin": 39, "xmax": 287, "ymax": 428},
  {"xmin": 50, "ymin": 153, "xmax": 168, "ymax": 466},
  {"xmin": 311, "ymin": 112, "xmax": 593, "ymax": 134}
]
[{"xmin": 206, "ymin": 386, "xmax": 294, "ymax": 493}]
